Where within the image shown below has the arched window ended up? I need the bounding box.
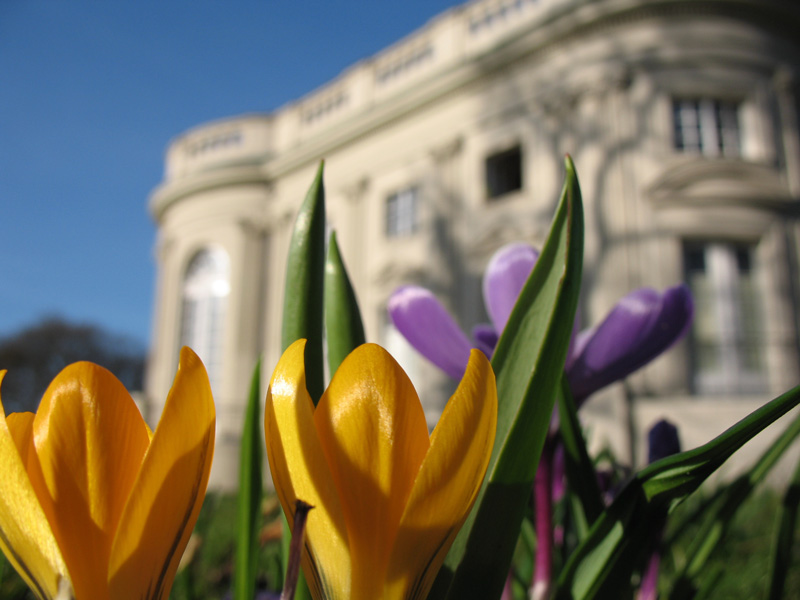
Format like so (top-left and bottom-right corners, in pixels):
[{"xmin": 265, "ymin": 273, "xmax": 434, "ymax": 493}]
[
  {"xmin": 179, "ymin": 247, "xmax": 230, "ymax": 391},
  {"xmin": 381, "ymin": 317, "xmax": 421, "ymax": 391}
]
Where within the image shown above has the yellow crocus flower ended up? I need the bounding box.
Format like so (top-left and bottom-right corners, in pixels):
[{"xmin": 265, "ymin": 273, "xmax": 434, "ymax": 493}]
[
  {"xmin": 265, "ymin": 340, "xmax": 497, "ymax": 600},
  {"xmin": 0, "ymin": 347, "xmax": 215, "ymax": 600}
]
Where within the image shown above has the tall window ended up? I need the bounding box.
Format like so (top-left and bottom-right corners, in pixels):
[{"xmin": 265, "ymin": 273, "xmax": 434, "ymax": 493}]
[
  {"xmin": 486, "ymin": 145, "xmax": 522, "ymax": 199},
  {"xmin": 179, "ymin": 248, "xmax": 230, "ymax": 391},
  {"xmin": 381, "ymin": 318, "xmax": 421, "ymax": 391},
  {"xmin": 386, "ymin": 186, "xmax": 419, "ymax": 237},
  {"xmin": 684, "ymin": 242, "xmax": 764, "ymax": 394},
  {"xmin": 673, "ymin": 98, "xmax": 741, "ymax": 158}
]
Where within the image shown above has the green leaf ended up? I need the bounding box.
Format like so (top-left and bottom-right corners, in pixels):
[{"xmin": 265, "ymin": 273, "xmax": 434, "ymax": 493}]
[
  {"xmin": 556, "ymin": 375, "xmax": 604, "ymax": 529},
  {"xmin": 234, "ymin": 359, "xmax": 263, "ymax": 600},
  {"xmin": 281, "ymin": 161, "xmax": 326, "ymax": 404},
  {"xmin": 660, "ymin": 485, "xmax": 726, "ymax": 550},
  {"xmin": 767, "ymin": 445, "xmax": 800, "ymax": 600},
  {"xmin": 668, "ymin": 408, "xmax": 800, "ymax": 598},
  {"xmin": 640, "ymin": 385, "xmax": 800, "ymax": 507},
  {"xmin": 553, "ymin": 384, "xmax": 800, "ymax": 600},
  {"xmin": 279, "ymin": 163, "xmax": 325, "ymax": 600},
  {"xmin": 324, "ymin": 230, "xmax": 365, "ymax": 376},
  {"xmin": 692, "ymin": 565, "xmax": 724, "ymax": 600},
  {"xmin": 435, "ymin": 156, "xmax": 584, "ymax": 600}
]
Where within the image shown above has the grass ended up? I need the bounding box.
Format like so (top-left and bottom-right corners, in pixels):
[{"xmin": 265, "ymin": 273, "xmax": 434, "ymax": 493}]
[
  {"xmin": 659, "ymin": 487, "xmax": 800, "ymax": 599},
  {"xmin": 170, "ymin": 492, "xmax": 285, "ymax": 599}
]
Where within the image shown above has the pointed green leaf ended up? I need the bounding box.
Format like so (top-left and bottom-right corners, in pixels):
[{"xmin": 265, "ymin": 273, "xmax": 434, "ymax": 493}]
[
  {"xmin": 553, "ymin": 384, "xmax": 800, "ymax": 600},
  {"xmin": 234, "ymin": 359, "xmax": 263, "ymax": 600},
  {"xmin": 281, "ymin": 161, "xmax": 326, "ymax": 404},
  {"xmin": 435, "ymin": 156, "xmax": 584, "ymax": 600},
  {"xmin": 324, "ymin": 230, "xmax": 365, "ymax": 376},
  {"xmin": 280, "ymin": 163, "xmax": 324, "ymax": 600}
]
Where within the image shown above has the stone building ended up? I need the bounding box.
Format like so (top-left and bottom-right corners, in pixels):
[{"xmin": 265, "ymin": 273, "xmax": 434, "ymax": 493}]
[{"xmin": 146, "ymin": 0, "xmax": 800, "ymax": 489}]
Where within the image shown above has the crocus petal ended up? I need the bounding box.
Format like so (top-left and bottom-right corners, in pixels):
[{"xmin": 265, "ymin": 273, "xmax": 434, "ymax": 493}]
[
  {"xmin": 265, "ymin": 340, "xmax": 350, "ymax": 600},
  {"xmin": 0, "ymin": 374, "xmax": 69, "ymax": 600},
  {"xmin": 388, "ymin": 286, "xmax": 473, "ymax": 380},
  {"xmin": 29, "ymin": 363, "xmax": 151, "ymax": 600},
  {"xmin": 472, "ymin": 323, "xmax": 499, "ymax": 358},
  {"xmin": 386, "ymin": 349, "xmax": 497, "ymax": 600},
  {"xmin": 315, "ymin": 343, "xmax": 430, "ymax": 599},
  {"xmin": 108, "ymin": 347, "xmax": 215, "ymax": 600},
  {"xmin": 6, "ymin": 411, "xmax": 35, "ymax": 470},
  {"xmin": 483, "ymin": 243, "xmax": 540, "ymax": 333},
  {"xmin": 647, "ymin": 419, "xmax": 681, "ymax": 464},
  {"xmin": 566, "ymin": 284, "xmax": 694, "ymax": 401}
]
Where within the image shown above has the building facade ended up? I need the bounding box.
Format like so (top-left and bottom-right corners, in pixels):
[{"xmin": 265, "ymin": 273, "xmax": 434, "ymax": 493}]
[{"xmin": 146, "ymin": 0, "xmax": 800, "ymax": 489}]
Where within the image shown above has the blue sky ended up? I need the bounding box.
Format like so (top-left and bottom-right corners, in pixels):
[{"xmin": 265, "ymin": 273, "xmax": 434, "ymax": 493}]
[{"xmin": 0, "ymin": 0, "xmax": 464, "ymax": 348}]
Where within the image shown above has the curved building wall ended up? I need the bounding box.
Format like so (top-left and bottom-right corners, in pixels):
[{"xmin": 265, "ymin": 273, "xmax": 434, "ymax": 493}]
[{"xmin": 147, "ymin": 0, "xmax": 800, "ymax": 489}]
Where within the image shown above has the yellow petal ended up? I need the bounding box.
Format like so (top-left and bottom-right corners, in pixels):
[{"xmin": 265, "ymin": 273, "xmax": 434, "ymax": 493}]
[
  {"xmin": 108, "ymin": 347, "xmax": 215, "ymax": 600},
  {"xmin": 265, "ymin": 339, "xmax": 350, "ymax": 600},
  {"xmin": 7, "ymin": 411, "xmax": 35, "ymax": 470},
  {"xmin": 385, "ymin": 349, "xmax": 497, "ymax": 600},
  {"xmin": 315, "ymin": 343, "xmax": 430, "ymax": 599},
  {"xmin": 30, "ymin": 363, "xmax": 151, "ymax": 600},
  {"xmin": 0, "ymin": 373, "xmax": 69, "ymax": 600}
]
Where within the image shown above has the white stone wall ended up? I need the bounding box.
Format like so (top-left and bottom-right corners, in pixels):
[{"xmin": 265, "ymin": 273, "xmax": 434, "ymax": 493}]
[{"xmin": 146, "ymin": 0, "xmax": 800, "ymax": 490}]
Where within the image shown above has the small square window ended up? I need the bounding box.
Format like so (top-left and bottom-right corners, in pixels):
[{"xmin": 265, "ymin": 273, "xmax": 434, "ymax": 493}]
[
  {"xmin": 486, "ymin": 145, "xmax": 522, "ymax": 199},
  {"xmin": 386, "ymin": 187, "xmax": 419, "ymax": 237}
]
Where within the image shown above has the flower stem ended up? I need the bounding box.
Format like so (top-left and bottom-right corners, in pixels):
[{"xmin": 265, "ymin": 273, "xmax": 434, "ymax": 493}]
[
  {"xmin": 281, "ymin": 500, "xmax": 314, "ymax": 600},
  {"xmin": 530, "ymin": 441, "xmax": 553, "ymax": 600},
  {"xmin": 636, "ymin": 550, "xmax": 661, "ymax": 600}
]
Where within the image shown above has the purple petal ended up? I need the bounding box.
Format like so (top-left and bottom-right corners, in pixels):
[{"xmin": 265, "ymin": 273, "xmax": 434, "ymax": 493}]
[
  {"xmin": 472, "ymin": 323, "xmax": 499, "ymax": 358},
  {"xmin": 647, "ymin": 419, "xmax": 681, "ymax": 464},
  {"xmin": 483, "ymin": 243, "xmax": 540, "ymax": 333},
  {"xmin": 566, "ymin": 284, "xmax": 694, "ymax": 401},
  {"xmin": 388, "ymin": 285, "xmax": 472, "ymax": 380}
]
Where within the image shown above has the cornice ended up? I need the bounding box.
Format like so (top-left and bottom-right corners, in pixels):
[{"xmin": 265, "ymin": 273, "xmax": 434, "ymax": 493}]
[
  {"xmin": 646, "ymin": 157, "xmax": 800, "ymax": 212},
  {"xmin": 148, "ymin": 0, "xmax": 800, "ymax": 215},
  {"xmin": 148, "ymin": 164, "xmax": 271, "ymax": 222},
  {"xmin": 259, "ymin": 0, "xmax": 800, "ymax": 180}
]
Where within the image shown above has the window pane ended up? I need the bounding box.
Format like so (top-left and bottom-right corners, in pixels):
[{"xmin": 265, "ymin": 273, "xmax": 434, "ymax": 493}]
[
  {"xmin": 674, "ymin": 100, "xmax": 701, "ymax": 153},
  {"xmin": 486, "ymin": 145, "xmax": 522, "ymax": 199},
  {"xmin": 386, "ymin": 186, "xmax": 419, "ymax": 237},
  {"xmin": 673, "ymin": 98, "xmax": 741, "ymax": 158},
  {"xmin": 180, "ymin": 247, "xmax": 230, "ymax": 391},
  {"xmin": 683, "ymin": 242, "xmax": 765, "ymax": 394}
]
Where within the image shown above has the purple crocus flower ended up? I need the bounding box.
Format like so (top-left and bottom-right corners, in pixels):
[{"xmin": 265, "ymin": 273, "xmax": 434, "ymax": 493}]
[
  {"xmin": 388, "ymin": 242, "xmax": 694, "ymax": 401},
  {"xmin": 647, "ymin": 418, "xmax": 682, "ymax": 464},
  {"xmin": 388, "ymin": 243, "xmax": 538, "ymax": 380},
  {"xmin": 637, "ymin": 419, "xmax": 682, "ymax": 600},
  {"xmin": 566, "ymin": 286, "xmax": 694, "ymax": 402}
]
